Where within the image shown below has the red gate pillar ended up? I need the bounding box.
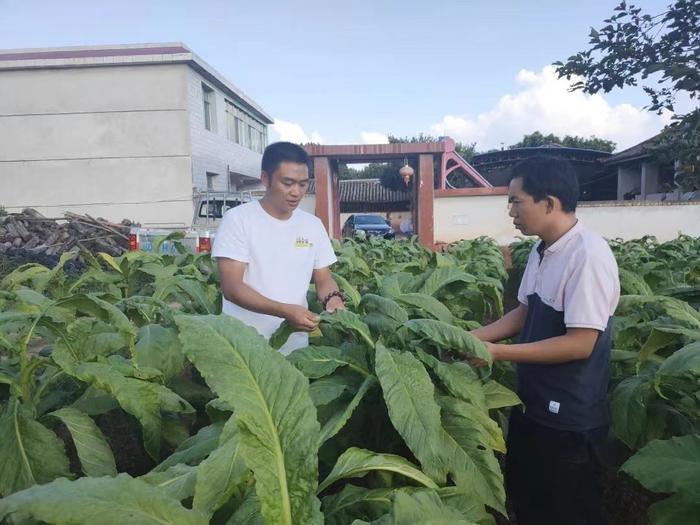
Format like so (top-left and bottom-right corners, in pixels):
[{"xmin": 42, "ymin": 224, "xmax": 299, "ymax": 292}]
[
  {"xmin": 313, "ymin": 156, "xmax": 340, "ymax": 238},
  {"xmin": 417, "ymin": 154, "xmax": 435, "ymax": 248}
]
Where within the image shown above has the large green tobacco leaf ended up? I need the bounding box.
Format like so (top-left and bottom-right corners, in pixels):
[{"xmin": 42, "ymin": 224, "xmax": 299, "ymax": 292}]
[
  {"xmin": 269, "ymin": 321, "xmax": 297, "ymax": 350},
  {"xmin": 227, "ymin": 487, "xmax": 265, "ymax": 525},
  {"xmin": 396, "ymin": 319, "xmax": 491, "ymax": 364},
  {"xmin": 55, "ymin": 293, "xmax": 137, "ymax": 342},
  {"xmin": 67, "ymin": 361, "xmax": 192, "ymax": 461},
  {"xmin": 317, "ymin": 447, "xmax": 438, "ymax": 493},
  {"xmin": 360, "ymin": 294, "xmax": 409, "ymax": 324},
  {"xmin": 323, "ymin": 485, "xmax": 394, "ymax": 525},
  {"xmin": 374, "ymin": 344, "xmax": 449, "ymax": 483},
  {"xmin": 619, "ymin": 268, "xmax": 654, "ymax": 295},
  {"xmin": 377, "ymin": 273, "xmax": 411, "ymax": 298},
  {"xmin": 438, "ymin": 397, "xmax": 506, "ymax": 513},
  {"xmin": 176, "ymin": 314, "xmax": 322, "ymax": 525},
  {"xmin": 323, "ymin": 485, "xmax": 492, "ymax": 525},
  {"xmin": 439, "ymin": 396, "xmax": 504, "ymax": 453},
  {"xmin": 474, "ymin": 279, "xmax": 505, "ymax": 319},
  {"xmin": 360, "ymin": 294, "xmax": 408, "ymax": 338},
  {"xmin": 622, "ymin": 435, "xmax": 700, "ymax": 498},
  {"xmin": 332, "ymin": 272, "xmax": 362, "ymax": 309},
  {"xmin": 134, "ymin": 325, "xmax": 185, "ymax": 383},
  {"xmin": 394, "ymin": 293, "xmax": 453, "ymax": 324},
  {"xmin": 153, "ymin": 275, "xmax": 216, "ymax": 314},
  {"xmin": 390, "ymin": 490, "xmax": 474, "ymax": 524},
  {"xmin": 152, "ymin": 422, "xmax": 224, "ymax": 472},
  {"xmin": 418, "ymin": 268, "xmax": 476, "ymax": 297},
  {"xmin": 638, "ymin": 328, "xmax": 681, "ymax": 365},
  {"xmin": 657, "ymin": 342, "xmax": 700, "ymax": 378},
  {"xmin": 1, "ymin": 252, "xmax": 77, "ymax": 296},
  {"xmin": 1, "ymin": 264, "xmax": 54, "ymax": 292},
  {"xmin": 481, "ymin": 381, "xmax": 521, "ymax": 410},
  {"xmin": 610, "ymin": 364, "xmax": 658, "ymax": 449},
  {"xmin": 416, "ymin": 350, "xmax": 487, "ymax": 411},
  {"xmin": 0, "ymin": 474, "xmax": 208, "ymax": 525},
  {"xmin": 70, "ymin": 385, "xmax": 120, "ymax": 416},
  {"xmin": 617, "ymin": 295, "xmax": 700, "ymax": 327},
  {"xmin": 288, "ymin": 345, "xmax": 370, "ymax": 379},
  {"xmin": 140, "ymin": 464, "xmax": 198, "ymax": 501},
  {"xmin": 309, "ymin": 374, "xmax": 359, "ymax": 407},
  {"xmin": 47, "ymin": 407, "xmax": 117, "ymax": 477},
  {"xmin": 647, "ymin": 493, "xmax": 700, "ymax": 525},
  {"xmin": 320, "ymin": 310, "xmax": 375, "ymax": 348},
  {"xmin": 0, "ymin": 400, "xmax": 71, "ymax": 496},
  {"xmin": 192, "ymin": 417, "xmax": 249, "ymax": 516},
  {"xmin": 320, "ymin": 375, "xmax": 376, "ymax": 445}
]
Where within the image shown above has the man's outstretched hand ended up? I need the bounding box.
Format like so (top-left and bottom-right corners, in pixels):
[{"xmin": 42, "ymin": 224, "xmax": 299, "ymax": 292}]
[{"xmin": 284, "ymin": 305, "xmax": 321, "ymax": 332}]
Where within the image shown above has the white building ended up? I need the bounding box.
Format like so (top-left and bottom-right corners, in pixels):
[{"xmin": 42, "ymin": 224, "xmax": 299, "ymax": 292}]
[{"xmin": 0, "ymin": 42, "xmax": 273, "ymax": 226}]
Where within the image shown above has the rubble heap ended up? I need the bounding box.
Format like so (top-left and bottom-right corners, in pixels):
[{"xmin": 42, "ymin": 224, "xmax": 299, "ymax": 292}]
[{"xmin": 0, "ymin": 208, "xmax": 134, "ymax": 257}]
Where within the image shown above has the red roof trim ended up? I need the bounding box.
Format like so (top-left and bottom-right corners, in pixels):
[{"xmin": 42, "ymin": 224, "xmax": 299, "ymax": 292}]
[{"xmin": 0, "ymin": 46, "xmax": 190, "ymax": 62}]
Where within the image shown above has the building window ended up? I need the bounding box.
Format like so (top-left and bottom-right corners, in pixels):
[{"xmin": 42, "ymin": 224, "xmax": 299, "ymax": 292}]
[
  {"xmin": 206, "ymin": 172, "xmax": 218, "ymax": 192},
  {"xmin": 224, "ymin": 98, "xmax": 267, "ymax": 153},
  {"xmin": 236, "ymin": 117, "xmax": 247, "ymax": 147},
  {"xmin": 202, "ymin": 83, "xmax": 215, "ymax": 131}
]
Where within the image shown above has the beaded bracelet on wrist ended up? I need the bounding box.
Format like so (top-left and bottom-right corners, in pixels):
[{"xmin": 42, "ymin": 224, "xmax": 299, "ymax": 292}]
[{"xmin": 321, "ymin": 290, "xmax": 346, "ymax": 308}]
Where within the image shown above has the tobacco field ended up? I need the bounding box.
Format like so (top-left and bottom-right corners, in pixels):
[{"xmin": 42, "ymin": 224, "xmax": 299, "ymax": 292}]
[{"xmin": 0, "ymin": 234, "xmax": 698, "ymax": 524}]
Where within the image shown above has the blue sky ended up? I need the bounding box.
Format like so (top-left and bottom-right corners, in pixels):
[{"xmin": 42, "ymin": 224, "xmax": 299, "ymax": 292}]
[{"xmin": 0, "ymin": 0, "xmax": 685, "ymax": 151}]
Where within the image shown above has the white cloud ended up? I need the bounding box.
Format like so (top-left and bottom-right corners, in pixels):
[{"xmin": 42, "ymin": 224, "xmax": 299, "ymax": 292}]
[
  {"xmin": 360, "ymin": 131, "xmax": 389, "ymax": 144},
  {"xmin": 271, "ymin": 119, "xmax": 324, "ymax": 144},
  {"xmin": 429, "ymin": 66, "xmax": 673, "ymax": 152}
]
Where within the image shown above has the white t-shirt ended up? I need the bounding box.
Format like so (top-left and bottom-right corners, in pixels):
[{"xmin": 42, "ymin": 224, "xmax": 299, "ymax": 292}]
[{"xmin": 212, "ymin": 200, "xmax": 337, "ymax": 354}]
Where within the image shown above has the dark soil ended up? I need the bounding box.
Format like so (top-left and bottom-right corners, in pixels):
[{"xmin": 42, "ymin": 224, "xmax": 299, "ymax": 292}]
[
  {"xmin": 600, "ymin": 466, "xmax": 665, "ymax": 525},
  {"xmin": 96, "ymin": 410, "xmax": 155, "ymax": 476},
  {"xmin": 491, "ymin": 463, "xmax": 662, "ymax": 524},
  {"xmin": 53, "ymin": 422, "xmax": 82, "ymax": 477}
]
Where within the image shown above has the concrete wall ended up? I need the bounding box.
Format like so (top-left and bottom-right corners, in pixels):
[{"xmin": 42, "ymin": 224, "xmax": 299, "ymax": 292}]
[
  {"xmin": 434, "ymin": 194, "xmax": 700, "ymax": 245},
  {"xmin": 641, "ymin": 161, "xmax": 660, "ymax": 198},
  {"xmin": 0, "ymin": 64, "xmax": 194, "ymax": 225},
  {"xmin": 300, "ymin": 194, "xmax": 316, "ymax": 215},
  {"xmin": 187, "ymin": 68, "xmax": 263, "ymax": 192},
  {"xmin": 617, "ymin": 166, "xmax": 639, "ymax": 200}
]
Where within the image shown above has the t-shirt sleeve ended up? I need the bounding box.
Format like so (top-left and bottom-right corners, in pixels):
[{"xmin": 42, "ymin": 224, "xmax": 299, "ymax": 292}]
[
  {"xmin": 211, "ymin": 210, "xmax": 249, "ymax": 262},
  {"xmin": 313, "ymin": 221, "xmax": 337, "ymax": 269},
  {"xmin": 516, "ymin": 249, "xmax": 537, "ymax": 306},
  {"xmin": 563, "ymin": 253, "xmax": 619, "ymax": 331}
]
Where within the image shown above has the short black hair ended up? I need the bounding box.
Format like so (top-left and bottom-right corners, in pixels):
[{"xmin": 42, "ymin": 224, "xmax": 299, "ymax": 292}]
[
  {"xmin": 261, "ymin": 142, "xmax": 309, "ymax": 176},
  {"xmin": 510, "ymin": 156, "xmax": 579, "ymax": 213}
]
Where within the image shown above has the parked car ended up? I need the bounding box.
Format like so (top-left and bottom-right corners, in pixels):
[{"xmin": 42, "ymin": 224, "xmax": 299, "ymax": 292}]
[{"xmin": 342, "ymin": 214, "xmax": 395, "ymax": 239}]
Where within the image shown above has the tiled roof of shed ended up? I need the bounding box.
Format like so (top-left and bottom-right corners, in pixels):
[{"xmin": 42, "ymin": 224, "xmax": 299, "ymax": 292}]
[{"xmin": 308, "ymin": 178, "xmax": 411, "ymax": 203}]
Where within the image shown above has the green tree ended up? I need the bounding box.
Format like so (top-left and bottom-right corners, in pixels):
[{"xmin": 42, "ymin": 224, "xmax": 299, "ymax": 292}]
[
  {"xmin": 509, "ymin": 131, "xmax": 616, "ymax": 152},
  {"xmin": 336, "ymin": 134, "xmax": 479, "ymax": 189},
  {"xmin": 554, "ymin": 0, "xmax": 700, "ymax": 190},
  {"xmin": 338, "ymin": 163, "xmax": 392, "ymax": 181},
  {"xmin": 387, "ymin": 134, "xmax": 477, "ymax": 162}
]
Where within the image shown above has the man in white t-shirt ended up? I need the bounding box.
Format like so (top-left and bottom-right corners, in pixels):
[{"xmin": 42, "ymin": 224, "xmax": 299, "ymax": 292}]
[{"xmin": 212, "ymin": 142, "xmax": 345, "ymax": 354}]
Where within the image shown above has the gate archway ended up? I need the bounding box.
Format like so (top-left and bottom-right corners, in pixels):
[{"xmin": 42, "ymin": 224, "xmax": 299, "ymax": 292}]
[{"xmin": 304, "ymin": 138, "xmax": 491, "ymax": 248}]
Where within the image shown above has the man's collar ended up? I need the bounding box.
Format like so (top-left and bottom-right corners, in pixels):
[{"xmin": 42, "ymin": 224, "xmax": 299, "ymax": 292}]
[{"xmin": 544, "ymin": 219, "xmax": 582, "ymax": 254}]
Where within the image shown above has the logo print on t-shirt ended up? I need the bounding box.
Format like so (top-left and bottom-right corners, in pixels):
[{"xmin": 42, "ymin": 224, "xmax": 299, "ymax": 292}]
[{"xmin": 295, "ymin": 237, "xmax": 313, "ymax": 248}]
